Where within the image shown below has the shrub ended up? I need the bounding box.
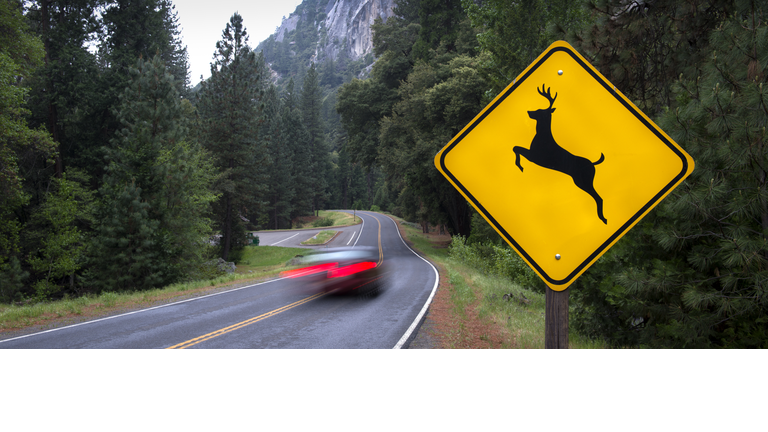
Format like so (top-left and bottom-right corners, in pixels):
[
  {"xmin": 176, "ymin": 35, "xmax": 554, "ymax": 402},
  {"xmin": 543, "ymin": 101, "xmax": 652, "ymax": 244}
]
[
  {"xmin": 311, "ymin": 217, "xmax": 334, "ymax": 228},
  {"xmin": 448, "ymin": 235, "xmax": 544, "ymax": 292}
]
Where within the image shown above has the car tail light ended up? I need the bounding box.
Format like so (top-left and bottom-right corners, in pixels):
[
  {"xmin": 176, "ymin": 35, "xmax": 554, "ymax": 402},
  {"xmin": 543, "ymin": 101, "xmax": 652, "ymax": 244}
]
[
  {"xmin": 327, "ymin": 262, "xmax": 377, "ymax": 279},
  {"xmin": 280, "ymin": 262, "xmax": 338, "ymax": 279}
]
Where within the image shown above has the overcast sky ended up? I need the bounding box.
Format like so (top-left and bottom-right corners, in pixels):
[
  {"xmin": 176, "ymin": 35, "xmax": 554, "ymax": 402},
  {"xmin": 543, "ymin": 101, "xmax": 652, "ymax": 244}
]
[{"xmin": 173, "ymin": 0, "xmax": 305, "ymax": 86}]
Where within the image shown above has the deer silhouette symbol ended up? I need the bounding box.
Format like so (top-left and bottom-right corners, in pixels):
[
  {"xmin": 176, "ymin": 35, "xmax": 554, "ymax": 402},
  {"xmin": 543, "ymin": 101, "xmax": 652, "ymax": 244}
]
[{"xmin": 513, "ymin": 84, "xmax": 607, "ymax": 224}]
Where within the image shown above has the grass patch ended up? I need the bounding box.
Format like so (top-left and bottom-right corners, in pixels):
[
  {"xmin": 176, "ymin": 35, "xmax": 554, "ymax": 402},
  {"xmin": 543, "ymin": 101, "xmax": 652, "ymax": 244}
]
[
  {"xmin": 300, "ymin": 230, "xmax": 337, "ymax": 245},
  {"xmin": 396, "ymin": 220, "xmax": 451, "ymax": 261},
  {"xmin": 234, "ymin": 246, "xmax": 306, "ymax": 274},
  {"xmin": 318, "ymin": 210, "xmax": 360, "ymax": 226}
]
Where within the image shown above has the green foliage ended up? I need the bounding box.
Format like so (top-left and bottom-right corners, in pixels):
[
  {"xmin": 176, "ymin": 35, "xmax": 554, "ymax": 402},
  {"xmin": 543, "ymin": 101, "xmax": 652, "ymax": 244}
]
[
  {"xmin": 0, "ymin": 0, "xmax": 56, "ymax": 271},
  {"xmin": 311, "ymin": 217, "xmax": 334, "ymax": 228},
  {"xmin": 282, "ymin": 78, "xmax": 314, "ymax": 220},
  {"xmin": 570, "ymin": 0, "xmax": 732, "ymax": 113},
  {"xmin": 0, "ymin": 256, "xmax": 28, "ymax": 303},
  {"xmin": 302, "ymin": 63, "xmax": 331, "ymax": 214},
  {"xmin": 198, "ymin": 13, "xmax": 268, "ymax": 260},
  {"xmin": 378, "ymin": 53, "xmax": 484, "ymax": 235},
  {"xmin": 338, "ymin": 1, "xmax": 483, "ymax": 235},
  {"xmin": 630, "ymin": 2, "xmax": 768, "ymax": 347},
  {"xmin": 89, "ymin": 54, "xmax": 215, "ymax": 292},
  {"xmin": 24, "ymin": 0, "xmax": 105, "ymax": 180},
  {"xmin": 263, "ymin": 85, "xmax": 295, "ymax": 230},
  {"xmin": 25, "ymin": 170, "xmax": 94, "ymax": 299},
  {"xmin": 0, "ymin": 0, "xmax": 45, "ymax": 76},
  {"xmin": 449, "ymin": 235, "xmax": 544, "ymax": 292},
  {"xmin": 463, "ymin": 0, "xmax": 589, "ymax": 94}
]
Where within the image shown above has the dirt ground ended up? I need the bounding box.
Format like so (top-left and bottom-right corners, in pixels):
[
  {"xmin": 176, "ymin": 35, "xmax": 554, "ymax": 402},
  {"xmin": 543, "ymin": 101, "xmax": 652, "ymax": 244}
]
[{"xmin": 397, "ymin": 224, "xmax": 509, "ymax": 349}]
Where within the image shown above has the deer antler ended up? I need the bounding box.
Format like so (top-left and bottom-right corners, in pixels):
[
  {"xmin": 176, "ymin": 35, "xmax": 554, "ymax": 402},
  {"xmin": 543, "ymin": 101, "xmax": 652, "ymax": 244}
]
[{"xmin": 537, "ymin": 84, "xmax": 557, "ymax": 109}]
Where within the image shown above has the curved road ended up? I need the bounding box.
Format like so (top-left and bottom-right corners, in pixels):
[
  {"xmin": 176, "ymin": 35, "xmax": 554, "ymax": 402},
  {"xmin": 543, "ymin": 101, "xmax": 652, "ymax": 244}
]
[{"xmin": 0, "ymin": 211, "xmax": 438, "ymax": 349}]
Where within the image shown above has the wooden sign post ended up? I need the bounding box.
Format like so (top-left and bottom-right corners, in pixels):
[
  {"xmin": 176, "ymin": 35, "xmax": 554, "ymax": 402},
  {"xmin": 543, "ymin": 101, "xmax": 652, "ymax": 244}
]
[{"xmin": 545, "ymin": 287, "xmax": 569, "ymax": 349}]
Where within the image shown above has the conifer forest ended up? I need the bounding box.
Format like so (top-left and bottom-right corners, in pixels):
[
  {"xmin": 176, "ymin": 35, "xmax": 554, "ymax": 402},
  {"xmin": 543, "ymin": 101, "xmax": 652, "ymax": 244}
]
[{"xmin": 1, "ymin": 0, "xmax": 767, "ymax": 347}]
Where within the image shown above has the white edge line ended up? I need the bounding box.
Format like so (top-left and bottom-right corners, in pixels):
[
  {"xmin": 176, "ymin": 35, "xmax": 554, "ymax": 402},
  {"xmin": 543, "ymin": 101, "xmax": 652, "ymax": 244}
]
[
  {"xmin": 352, "ymin": 213, "xmax": 364, "ymax": 248},
  {"xmin": 0, "ymin": 278, "xmax": 281, "ymax": 345},
  {"xmin": 389, "ymin": 215, "xmax": 439, "ymax": 349},
  {"xmin": 270, "ymin": 232, "xmax": 300, "ymax": 246}
]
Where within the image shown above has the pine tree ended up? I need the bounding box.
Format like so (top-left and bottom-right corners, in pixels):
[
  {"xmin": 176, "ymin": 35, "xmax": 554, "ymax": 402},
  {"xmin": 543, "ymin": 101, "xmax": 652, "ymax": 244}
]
[
  {"xmin": 301, "ymin": 63, "xmax": 330, "ymax": 215},
  {"xmin": 198, "ymin": 13, "xmax": 268, "ymax": 260},
  {"xmin": 96, "ymin": 0, "xmax": 190, "ymax": 172},
  {"xmin": 263, "ymin": 85, "xmax": 294, "ymax": 229},
  {"xmin": 157, "ymin": 0, "xmax": 189, "ymax": 96},
  {"xmin": 283, "ymin": 78, "xmax": 313, "ymax": 221},
  {"xmin": 88, "ymin": 54, "xmax": 213, "ymax": 291},
  {"xmin": 25, "ymin": 0, "xmax": 102, "ymax": 178}
]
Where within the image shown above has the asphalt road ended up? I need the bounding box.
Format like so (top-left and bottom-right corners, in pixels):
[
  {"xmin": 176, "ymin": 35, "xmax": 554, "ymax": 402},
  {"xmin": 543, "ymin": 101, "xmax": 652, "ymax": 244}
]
[{"xmin": 0, "ymin": 211, "xmax": 438, "ymax": 349}]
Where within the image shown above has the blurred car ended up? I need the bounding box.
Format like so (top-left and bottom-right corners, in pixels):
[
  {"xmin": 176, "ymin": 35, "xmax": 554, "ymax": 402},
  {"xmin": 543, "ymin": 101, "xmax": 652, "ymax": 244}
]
[{"xmin": 280, "ymin": 247, "xmax": 385, "ymax": 296}]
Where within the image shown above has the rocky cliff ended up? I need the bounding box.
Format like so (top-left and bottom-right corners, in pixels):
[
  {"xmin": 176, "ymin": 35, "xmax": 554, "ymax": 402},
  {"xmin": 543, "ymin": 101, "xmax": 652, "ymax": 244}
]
[
  {"xmin": 259, "ymin": 0, "xmax": 395, "ymax": 81},
  {"xmin": 319, "ymin": 0, "xmax": 395, "ymax": 62}
]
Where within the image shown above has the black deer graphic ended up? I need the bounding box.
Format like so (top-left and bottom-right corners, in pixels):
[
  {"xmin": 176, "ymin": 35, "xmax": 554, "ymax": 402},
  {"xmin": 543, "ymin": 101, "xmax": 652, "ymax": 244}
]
[{"xmin": 513, "ymin": 84, "xmax": 607, "ymax": 224}]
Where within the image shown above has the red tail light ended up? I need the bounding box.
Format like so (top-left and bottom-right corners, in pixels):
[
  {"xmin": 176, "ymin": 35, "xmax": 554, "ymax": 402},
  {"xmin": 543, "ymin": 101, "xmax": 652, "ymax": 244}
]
[
  {"xmin": 280, "ymin": 262, "xmax": 338, "ymax": 279},
  {"xmin": 327, "ymin": 262, "xmax": 377, "ymax": 278}
]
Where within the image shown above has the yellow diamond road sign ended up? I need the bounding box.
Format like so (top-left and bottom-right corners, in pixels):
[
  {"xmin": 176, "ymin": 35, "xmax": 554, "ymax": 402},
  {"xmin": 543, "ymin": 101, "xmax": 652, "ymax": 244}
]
[{"xmin": 435, "ymin": 41, "xmax": 694, "ymax": 291}]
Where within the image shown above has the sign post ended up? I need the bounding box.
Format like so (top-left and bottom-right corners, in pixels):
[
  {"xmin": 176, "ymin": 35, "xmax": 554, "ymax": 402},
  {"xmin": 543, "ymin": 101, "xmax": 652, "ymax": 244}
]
[
  {"xmin": 545, "ymin": 288, "xmax": 568, "ymax": 349},
  {"xmin": 434, "ymin": 41, "xmax": 694, "ymax": 348}
]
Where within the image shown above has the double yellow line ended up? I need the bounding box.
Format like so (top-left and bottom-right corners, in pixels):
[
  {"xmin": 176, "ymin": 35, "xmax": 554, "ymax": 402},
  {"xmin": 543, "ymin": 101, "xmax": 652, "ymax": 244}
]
[
  {"xmin": 167, "ymin": 213, "xmax": 384, "ymax": 349},
  {"xmin": 167, "ymin": 292, "xmax": 325, "ymax": 349}
]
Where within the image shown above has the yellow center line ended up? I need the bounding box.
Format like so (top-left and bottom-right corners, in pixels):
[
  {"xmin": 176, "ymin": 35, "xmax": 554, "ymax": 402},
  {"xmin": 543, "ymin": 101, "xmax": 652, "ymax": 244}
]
[{"xmin": 166, "ymin": 292, "xmax": 326, "ymax": 349}]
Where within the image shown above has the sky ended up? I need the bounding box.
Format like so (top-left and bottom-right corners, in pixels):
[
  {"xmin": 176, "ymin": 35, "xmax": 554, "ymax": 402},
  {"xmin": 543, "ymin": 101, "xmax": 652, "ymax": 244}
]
[{"xmin": 173, "ymin": 0, "xmax": 305, "ymax": 86}]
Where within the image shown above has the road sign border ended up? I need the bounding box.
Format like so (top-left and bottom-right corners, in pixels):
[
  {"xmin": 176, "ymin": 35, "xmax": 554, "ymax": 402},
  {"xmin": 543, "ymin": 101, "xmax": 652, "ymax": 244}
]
[{"xmin": 437, "ymin": 42, "xmax": 692, "ymax": 288}]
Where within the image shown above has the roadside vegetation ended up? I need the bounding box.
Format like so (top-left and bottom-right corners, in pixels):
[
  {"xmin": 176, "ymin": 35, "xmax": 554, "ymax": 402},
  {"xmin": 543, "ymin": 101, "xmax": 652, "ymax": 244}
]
[
  {"xmin": 291, "ymin": 210, "xmax": 360, "ymax": 229},
  {"xmin": 391, "ymin": 214, "xmax": 608, "ymax": 348}
]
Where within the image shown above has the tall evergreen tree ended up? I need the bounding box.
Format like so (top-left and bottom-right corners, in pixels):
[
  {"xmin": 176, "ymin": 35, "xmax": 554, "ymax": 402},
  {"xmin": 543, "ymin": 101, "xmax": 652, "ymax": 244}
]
[
  {"xmin": 26, "ymin": 0, "xmax": 102, "ymax": 178},
  {"xmin": 301, "ymin": 63, "xmax": 330, "ymax": 215},
  {"xmin": 88, "ymin": 54, "xmax": 214, "ymax": 291},
  {"xmin": 198, "ymin": 13, "xmax": 268, "ymax": 260},
  {"xmin": 282, "ymin": 78, "xmax": 313, "ymax": 220},
  {"xmin": 95, "ymin": 0, "xmax": 190, "ymax": 172},
  {"xmin": 263, "ymin": 85, "xmax": 294, "ymax": 229}
]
